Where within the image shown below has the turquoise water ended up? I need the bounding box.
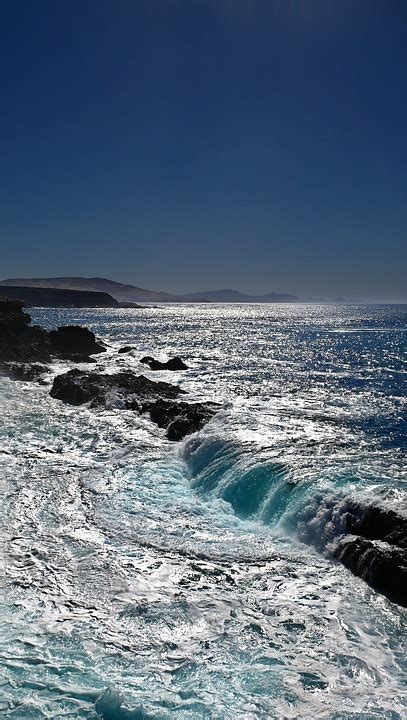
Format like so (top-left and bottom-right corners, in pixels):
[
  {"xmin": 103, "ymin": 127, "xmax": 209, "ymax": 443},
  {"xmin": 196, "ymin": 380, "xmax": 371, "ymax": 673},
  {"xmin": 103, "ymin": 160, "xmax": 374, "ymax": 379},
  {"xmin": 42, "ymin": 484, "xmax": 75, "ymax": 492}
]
[{"xmin": 1, "ymin": 304, "xmax": 406, "ymax": 718}]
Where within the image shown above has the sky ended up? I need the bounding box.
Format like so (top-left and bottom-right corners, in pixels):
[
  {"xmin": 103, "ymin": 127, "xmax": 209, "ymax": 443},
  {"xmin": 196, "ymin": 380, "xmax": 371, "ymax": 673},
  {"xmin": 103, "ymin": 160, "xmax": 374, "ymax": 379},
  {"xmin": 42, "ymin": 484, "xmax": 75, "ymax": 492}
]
[{"xmin": 1, "ymin": 0, "xmax": 406, "ymax": 301}]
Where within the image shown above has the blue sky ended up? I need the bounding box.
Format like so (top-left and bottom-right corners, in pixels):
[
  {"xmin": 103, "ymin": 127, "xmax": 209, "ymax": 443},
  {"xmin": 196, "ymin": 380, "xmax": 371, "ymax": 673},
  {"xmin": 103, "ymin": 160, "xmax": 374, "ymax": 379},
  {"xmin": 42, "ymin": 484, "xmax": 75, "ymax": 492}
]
[{"xmin": 1, "ymin": 1, "xmax": 406, "ymax": 300}]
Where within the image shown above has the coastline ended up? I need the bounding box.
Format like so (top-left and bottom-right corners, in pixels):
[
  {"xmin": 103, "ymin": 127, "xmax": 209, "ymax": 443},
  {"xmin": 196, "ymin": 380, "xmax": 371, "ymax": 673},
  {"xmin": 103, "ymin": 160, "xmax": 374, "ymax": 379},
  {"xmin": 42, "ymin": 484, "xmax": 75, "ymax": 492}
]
[{"xmin": 1, "ymin": 300, "xmax": 406, "ymax": 718}]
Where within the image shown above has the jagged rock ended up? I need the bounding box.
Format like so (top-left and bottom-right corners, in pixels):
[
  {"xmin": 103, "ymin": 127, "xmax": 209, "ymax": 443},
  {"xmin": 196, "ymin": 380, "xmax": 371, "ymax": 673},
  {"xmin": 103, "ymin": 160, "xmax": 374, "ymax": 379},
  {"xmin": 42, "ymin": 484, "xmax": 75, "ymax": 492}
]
[
  {"xmin": 344, "ymin": 502, "xmax": 406, "ymax": 548},
  {"xmin": 1, "ymin": 292, "xmax": 216, "ymax": 441},
  {"xmin": 50, "ymin": 369, "xmax": 218, "ymax": 439},
  {"xmin": 166, "ymin": 357, "xmax": 189, "ymax": 371},
  {"xmin": 0, "ymin": 295, "xmax": 51, "ymax": 364},
  {"xmin": 49, "ymin": 326, "xmax": 106, "ymax": 357},
  {"xmin": 140, "ymin": 355, "xmax": 188, "ymax": 371},
  {"xmin": 148, "ymin": 399, "xmax": 219, "ymax": 440},
  {"xmin": 0, "ymin": 297, "xmax": 30, "ymax": 334},
  {"xmin": 335, "ymin": 501, "xmax": 407, "ymax": 606},
  {"xmin": 50, "ymin": 369, "xmax": 185, "ymax": 406},
  {"xmin": 0, "ymin": 363, "xmax": 50, "ymax": 382},
  {"xmin": 334, "ymin": 536, "xmax": 407, "ymax": 607},
  {"xmin": 118, "ymin": 346, "xmax": 135, "ymax": 354},
  {"xmin": 0, "ymin": 296, "xmax": 106, "ymax": 370}
]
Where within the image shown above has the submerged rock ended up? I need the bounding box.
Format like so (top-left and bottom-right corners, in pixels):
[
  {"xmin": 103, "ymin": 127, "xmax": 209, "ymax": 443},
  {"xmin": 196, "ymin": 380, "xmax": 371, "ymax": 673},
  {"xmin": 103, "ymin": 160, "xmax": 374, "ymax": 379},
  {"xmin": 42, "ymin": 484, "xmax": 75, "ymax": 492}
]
[
  {"xmin": 140, "ymin": 355, "xmax": 188, "ymax": 371},
  {"xmin": 57, "ymin": 353, "xmax": 97, "ymax": 363},
  {"xmin": 334, "ymin": 502, "xmax": 407, "ymax": 606},
  {"xmin": 50, "ymin": 369, "xmax": 218, "ymax": 439},
  {"xmin": 49, "ymin": 326, "xmax": 105, "ymax": 358},
  {"xmin": 0, "ymin": 363, "xmax": 50, "ymax": 382}
]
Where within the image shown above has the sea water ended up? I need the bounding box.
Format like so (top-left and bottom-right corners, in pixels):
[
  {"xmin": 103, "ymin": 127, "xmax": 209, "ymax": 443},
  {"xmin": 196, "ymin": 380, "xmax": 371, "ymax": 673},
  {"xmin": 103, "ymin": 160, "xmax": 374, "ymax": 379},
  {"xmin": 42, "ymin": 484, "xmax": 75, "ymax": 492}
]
[{"xmin": 1, "ymin": 303, "xmax": 406, "ymax": 719}]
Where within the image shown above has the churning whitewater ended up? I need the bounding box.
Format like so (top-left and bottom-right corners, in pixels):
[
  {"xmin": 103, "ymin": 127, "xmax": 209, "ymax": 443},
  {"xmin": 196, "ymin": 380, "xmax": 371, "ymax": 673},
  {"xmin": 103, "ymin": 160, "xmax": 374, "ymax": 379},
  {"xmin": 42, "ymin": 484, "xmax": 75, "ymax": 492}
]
[{"xmin": 1, "ymin": 304, "xmax": 406, "ymax": 719}]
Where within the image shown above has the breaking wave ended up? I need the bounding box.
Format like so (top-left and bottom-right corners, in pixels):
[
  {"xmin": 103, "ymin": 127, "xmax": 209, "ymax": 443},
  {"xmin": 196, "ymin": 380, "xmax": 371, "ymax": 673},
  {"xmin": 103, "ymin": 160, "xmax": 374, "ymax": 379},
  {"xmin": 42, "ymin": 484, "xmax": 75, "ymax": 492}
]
[
  {"xmin": 1, "ymin": 303, "xmax": 405, "ymax": 719},
  {"xmin": 182, "ymin": 429, "xmax": 405, "ymax": 559}
]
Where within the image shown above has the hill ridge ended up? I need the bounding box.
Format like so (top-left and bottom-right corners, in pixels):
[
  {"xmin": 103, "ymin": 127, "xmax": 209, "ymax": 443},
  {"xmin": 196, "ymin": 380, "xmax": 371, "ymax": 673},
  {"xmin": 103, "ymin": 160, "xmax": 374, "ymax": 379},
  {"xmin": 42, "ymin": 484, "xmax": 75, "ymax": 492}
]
[{"xmin": 0, "ymin": 277, "xmax": 300, "ymax": 303}]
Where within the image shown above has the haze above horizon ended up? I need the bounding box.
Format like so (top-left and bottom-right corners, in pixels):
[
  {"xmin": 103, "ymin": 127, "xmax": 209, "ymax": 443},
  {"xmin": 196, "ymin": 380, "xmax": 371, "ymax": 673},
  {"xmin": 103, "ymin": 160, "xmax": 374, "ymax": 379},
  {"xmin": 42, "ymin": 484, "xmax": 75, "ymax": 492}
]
[{"xmin": 1, "ymin": 1, "xmax": 406, "ymax": 302}]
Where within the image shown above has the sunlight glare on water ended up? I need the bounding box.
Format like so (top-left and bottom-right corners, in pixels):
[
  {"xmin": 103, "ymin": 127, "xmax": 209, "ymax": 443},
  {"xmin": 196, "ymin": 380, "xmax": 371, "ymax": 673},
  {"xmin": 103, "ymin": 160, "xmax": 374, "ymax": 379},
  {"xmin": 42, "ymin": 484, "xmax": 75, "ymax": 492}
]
[{"xmin": 1, "ymin": 303, "xmax": 406, "ymax": 718}]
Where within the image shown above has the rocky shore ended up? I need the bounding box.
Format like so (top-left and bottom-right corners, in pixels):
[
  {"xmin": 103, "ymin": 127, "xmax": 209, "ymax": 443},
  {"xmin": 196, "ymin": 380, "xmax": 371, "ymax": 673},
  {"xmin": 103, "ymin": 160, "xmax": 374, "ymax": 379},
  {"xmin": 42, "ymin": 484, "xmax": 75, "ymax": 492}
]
[
  {"xmin": 334, "ymin": 502, "xmax": 406, "ymax": 607},
  {"xmin": 0, "ymin": 296, "xmax": 51, "ymax": 365},
  {"xmin": 50, "ymin": 369, "xmax": 219, "ymax": 440},
  {"xmin": 1, "ymin": 294, "xmax": 405, "ymax": 606},
  {"xmin": 0, "ymin": 294, "xmax": 106, "ymax": 368},
  {"xmin": 0, "ymin": 293, "xmax": 218, "ymax": 441}
]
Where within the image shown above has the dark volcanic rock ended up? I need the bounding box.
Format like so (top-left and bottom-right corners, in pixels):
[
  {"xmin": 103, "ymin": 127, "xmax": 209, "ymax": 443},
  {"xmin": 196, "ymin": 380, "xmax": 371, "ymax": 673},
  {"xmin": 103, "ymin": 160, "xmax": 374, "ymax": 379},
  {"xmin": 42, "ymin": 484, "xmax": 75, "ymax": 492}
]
[
  {"xmin": 0, "ymin": 297, "xmax": 29, "ymax": 333},
  {"xmin": 118, "ymin": 346, "xmax": 135, "ymax": 354},
  {"xmin": 335, "ymin": 536, "xmax": 407, "ymax": 607},
  {"xmin": 0, "ymin": 363, "xmax": 50, "ymax": 382},
  {"xmin": 49, "ymin": 369, "xmax": 218, "ymax": 439},
  {"xmin": 0, "ymin": 296, "xmax": 105, "ymax": 370},
  {"xmin": 148, "ymin": 399, "xmax": 219, "ymax": 440},
  {"xmin": 166, "ymin": 357, "xmax": 189, "ymax": 371},
  {"xmin": 344, "ymin": 502, "xmax": 406, "ymax": 548},
  {"xmin": 49, "ymin": 326, "xmax": 106, "ymax": 358},
  {"xmin": 140, "ymin": 355, "xmax": 188, "ymax": 371},
  {"xmin": 50, "ymin": 369, "xmax": 185, "ymax": 406},
  {"xmin": 0, "ymin": 294, "xmax": 108, "ymax": 369},
  {"xmin": 334, "ymin": 501, "xmax": 407, "ymax": 606},
  {"xmin": 0, "ymin": 295, "xmax": 51, "ymax": 364}
]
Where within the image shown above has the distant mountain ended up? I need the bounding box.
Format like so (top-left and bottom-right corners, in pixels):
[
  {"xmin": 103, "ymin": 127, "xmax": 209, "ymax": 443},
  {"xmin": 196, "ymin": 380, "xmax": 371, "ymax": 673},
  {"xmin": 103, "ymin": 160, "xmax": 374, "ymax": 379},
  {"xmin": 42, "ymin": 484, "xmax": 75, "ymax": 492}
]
[
  {"xmin": 0, "ymin": 277, "xmax": 181, "ymax": 303},
  {"xmin": 0, "ymin": 277, "xmax": 300, "ymax": 303},
  {"xmin": 1, "ymin": 285, "xmax": 120, "ymax": 308},
  {"xmin": 181, "ymin": 288, "xmax": 299, "ymax": 303}
]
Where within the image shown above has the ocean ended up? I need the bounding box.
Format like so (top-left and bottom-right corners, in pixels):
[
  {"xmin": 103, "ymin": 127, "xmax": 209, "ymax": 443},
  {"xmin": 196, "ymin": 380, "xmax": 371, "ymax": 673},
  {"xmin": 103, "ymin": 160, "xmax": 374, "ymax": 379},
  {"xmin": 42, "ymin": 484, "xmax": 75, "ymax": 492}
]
[{"xmin": 1, "ymin": 303, "xmax": 406, "ymax": 719}]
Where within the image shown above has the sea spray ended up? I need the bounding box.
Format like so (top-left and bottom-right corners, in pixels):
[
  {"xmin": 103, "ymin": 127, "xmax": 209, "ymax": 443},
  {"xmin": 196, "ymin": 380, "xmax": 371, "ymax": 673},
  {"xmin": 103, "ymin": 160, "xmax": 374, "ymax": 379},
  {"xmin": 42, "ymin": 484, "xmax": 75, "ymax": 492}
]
[{"xmin": 1, "ymin": 303, "xmax": 405, "ymax": 718}]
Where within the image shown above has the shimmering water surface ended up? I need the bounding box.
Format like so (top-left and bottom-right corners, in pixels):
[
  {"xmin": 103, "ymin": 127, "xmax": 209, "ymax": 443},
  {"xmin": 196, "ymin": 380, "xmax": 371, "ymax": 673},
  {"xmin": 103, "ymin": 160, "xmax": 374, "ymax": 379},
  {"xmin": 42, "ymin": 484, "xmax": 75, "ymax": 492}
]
[{"xmin": 1, "ymin": 304, "xmax": 406, "ymax": 719}]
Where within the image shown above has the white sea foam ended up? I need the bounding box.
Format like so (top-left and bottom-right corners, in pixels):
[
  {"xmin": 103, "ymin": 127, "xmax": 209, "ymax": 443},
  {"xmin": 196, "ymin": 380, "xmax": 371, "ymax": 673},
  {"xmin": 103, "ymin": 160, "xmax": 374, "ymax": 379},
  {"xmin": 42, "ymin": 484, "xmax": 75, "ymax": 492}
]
[{"xmin": 1, "ymin": 303, "xmax": 406, "ymax": 718}]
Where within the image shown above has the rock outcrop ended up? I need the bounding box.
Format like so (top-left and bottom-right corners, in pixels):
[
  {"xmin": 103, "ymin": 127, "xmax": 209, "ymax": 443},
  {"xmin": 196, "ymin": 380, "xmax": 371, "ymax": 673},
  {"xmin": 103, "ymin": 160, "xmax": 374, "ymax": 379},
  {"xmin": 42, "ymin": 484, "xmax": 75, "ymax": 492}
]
[
  {"xmin": 343, "ymin": 503, "xmax": 406, "ymax": 547},
  {"xmin": 50, "ymin": 369, "xmax": 218, "ymax": 439},
  {"xmin": 148, "ymin": 399, "xmax": 220, "ymax": 440},
  {"xmin": 0, "ymin": 293, "xmax": 218, "ymax": 440},
  {"xmin": 334, "ymin": 502, "xmax": 407, "ymax": 606},
  {"xmin": 0, "ymin": 363, "xmax": 50, "ymax": 383},
  {"xmin": 49, "ymin": 326, "xmax": 106, "ymax": 359},
  {"xmin": 0, "ymin": 296, "xmax": 106, "ymax": 372},
  {"xmin": 0, "ymin": 295, "xmax": 51, "ymax": 365},
  {"xmin": 140, "ymin": 356, "xmax": 188, "ymax": 371},
  {"xmin": 50, "ymin": 369, "xmax": 184, "ymax": 406}
]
